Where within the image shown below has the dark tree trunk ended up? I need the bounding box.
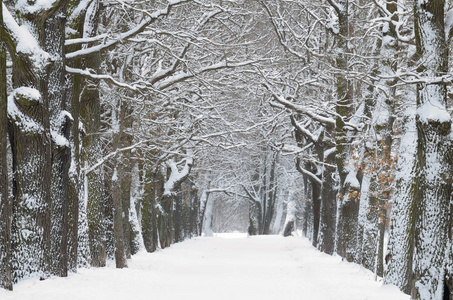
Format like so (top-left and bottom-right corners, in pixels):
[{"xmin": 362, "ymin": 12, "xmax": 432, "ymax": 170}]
[
  {"xmin": 7, "ymin": 10, "xmax": 54, "ymax": 282},
  {"xmin": 76, "ymin": 0, "xmax": 107, "ymax": 268},
  {"xmin": 260, "ymin": 152, "xmax": 267, "ymax": 235},
  {"xmin": 112, "ymin": 164, "xmax": 127, "ymax": 268},
  {"xmin": 384, "ymin": 110, "xmax": 417, "ymax": 294},
  {"xmin": 159, "ymin": 193, "xmax": 174, "ymax": 249},
  {"xmin": 311, "ymin": 179, "xmax": 321, "ymax": 247},
  {"xmin": 411, "ymin": 1, "xmax": 451, "ymax": 299},
  {"xmin": 264, "ymin": 151, "xmax": 278, "ymax": 235},
  {"xmin": 110, "ymin": 99, "xmax": 129, "ymax": 268},
  {"xmin": 302, "ymin": 176, "xmax": 310, "ymax": 238},
  {"xmin": 248, "ymin": 199, "xmax": 261, "ymax": 236},
  {"xmin": 328, "ymin": 0, "xmax": 359, "ymax": 262},
  {"xmin": 283, "ymin": 220, "xmax": 294, "ymax": 237},
  {"xmin": 65, "ymin": 0, "xmax": 87, "ymax": 270},
  {"xmin": 120, "ymin": 165, "xmax": 133, "ymax": 258},
  {"xmin": 337, "ymin": 191, "xmax": 360, "ymax": 262},
  {"xmin": 174, "ymin": 191, "xmax": 183, "ymax": 243},
  {"xmin": 318, "ymin": 159, "xmax": 337, "ymax": 254},
  {"xmin": 0, "ymin": 1, "xmax": 12, "ymax": 289},
  {"xmin": 46, "ymin": 4, "xmax": 71, "ymax": 277},
  {"xmin": 142, "ymin": 169, "xmax": 161, "ymax": 252},
  {"xmin": 190, "ymin": 186, "xmax": 199, "ymax": 238}
]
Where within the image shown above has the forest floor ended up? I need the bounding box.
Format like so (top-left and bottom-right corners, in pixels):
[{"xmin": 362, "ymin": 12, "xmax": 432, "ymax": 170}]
[{"xmin": 0, "ymin": 233, "xmax": 409, "ymax": 300}]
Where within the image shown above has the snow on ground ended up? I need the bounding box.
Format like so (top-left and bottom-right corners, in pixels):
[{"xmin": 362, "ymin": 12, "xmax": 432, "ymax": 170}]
[{"xmin": 0, "ymin": 234, "xmax": 409, "ymax": 300}]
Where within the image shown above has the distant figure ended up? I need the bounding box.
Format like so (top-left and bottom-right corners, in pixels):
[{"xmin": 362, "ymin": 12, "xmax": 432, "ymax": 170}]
[{"xmin": 283, "ymin": 220, "xmax": 294, "ymax": 237}]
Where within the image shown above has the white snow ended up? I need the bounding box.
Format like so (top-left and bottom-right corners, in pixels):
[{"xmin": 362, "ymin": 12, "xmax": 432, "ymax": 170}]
[
  {"xmin": 345, "ymin": 171, "xmax": 360, "ymax": 190},
  {"xmin": 112, "ymin": 167, "xmax": 118, "ymax": 182},
  {"xmin": 0, "ymin": 235, "xmax": 408, "ymax": 300},
  {"xmin": 13, "ymin": 87, "xmax": 41, "ymax": 101},
  {"xmin": 67, "ymin": 0, "xmax": 91, "ymax": 23},
  {"xmin": 446, "ymin": 9, "xmax": 453, "ymax": 38},
  {"xmin": 7, "ymin": 87, "xmax": 44, "ymax": 133},
  {"xmin": 15, "ymin": 0, "xmax": 58, "ymax": 14},
  {"xmin": 51, "ymin": 131, "xmax": 69, "ymax": 147},
  {"xmin": 82, "ymin": 0, "xmax": 98, "ymax": 50},
  {"xmin": 417, "ymin": 97, "xmax": 451, "ymax": 124},
  {"xmin": 2, "ymin": 4, "xmax": 50, "ymax": 68},
  {"xmin": 163, "ymin": 153, "xmax": 194, "ymax": 196}
]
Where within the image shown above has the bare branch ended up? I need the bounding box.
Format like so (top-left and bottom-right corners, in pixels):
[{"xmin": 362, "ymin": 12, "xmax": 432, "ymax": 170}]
[
  {"xmin": 296, "ymin": 158, "xmax": 322, "ymax": 185},
  {"xmin": 65, "ymin": 0, "xmax": 191, "ymax": 61}
]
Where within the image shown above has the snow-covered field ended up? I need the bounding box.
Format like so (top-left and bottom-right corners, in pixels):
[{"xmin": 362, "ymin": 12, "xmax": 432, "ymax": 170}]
[{"xmin": 0, "ymin": 234, "xmax": 409, "ymax": 300}]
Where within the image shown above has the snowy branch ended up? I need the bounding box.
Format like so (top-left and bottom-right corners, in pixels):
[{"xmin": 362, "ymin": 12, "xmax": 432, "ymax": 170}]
[
  {"xmin": 2, "ymin": 4, "xmax": 50, "ymax": 69},
  {"xmin": 296, "ymin": 158, "xmax": 322, "ymax": 185},
  {"xmin": 290, "ymin": 114, "xmax": 319, "ymax": 144},
  {"xmin": 65, "ymin": 34, "xmax": 108, "ymax": 46},
  {"xmin": 65, "ymin": 0, "xmax": 191, "ymax": 61},
  {"xmin": 156, "ymin": 60, "xmax": 259, "ymax": 90},
  {"xmin": 263, "ymin": 82, "xmax": 335, "ymax": 126},
  {"xmin": 148, "ymin": 8, "xmax": 223, "ymax": 84},
  {"xmin": 163, "ymin": 150, "xmax": 194, "ymax": 196},
  {"xmin": 66, "ymin": 66, "xmax": 145, "ymax": 92},
  {"xmin": 84, "ymin": 140, "xmax": 150, "ymax": 175},
  {"xmin": 240, "ymin": 184, "xmax": 260, "ymax": 205}
]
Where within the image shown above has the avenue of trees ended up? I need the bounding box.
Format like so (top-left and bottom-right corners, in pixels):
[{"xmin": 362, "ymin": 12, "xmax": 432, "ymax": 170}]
[{"xmin": 0, "ymin": 1, "xmax": 453, "ymax": 300}]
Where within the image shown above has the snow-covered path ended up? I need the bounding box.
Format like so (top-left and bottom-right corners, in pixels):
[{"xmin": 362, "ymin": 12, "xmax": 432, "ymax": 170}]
[{"xmin": 1, "ymin": 234, "xmax": 409, "ymax": 300}]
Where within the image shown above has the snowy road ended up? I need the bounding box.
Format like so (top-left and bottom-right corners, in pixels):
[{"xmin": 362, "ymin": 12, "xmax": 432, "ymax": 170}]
[{"xmin": 0, "ymin": 234, "xmax": 409, "ymax": 300}]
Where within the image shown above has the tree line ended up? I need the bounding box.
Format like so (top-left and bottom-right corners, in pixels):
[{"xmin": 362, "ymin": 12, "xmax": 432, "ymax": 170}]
[
  {"xmin": 0, "ymin": 0, "xmax": 262, "ymax": 290},
  {"xmin": 262, "ymin": 1, "xmax": 453, "ymax": 300}
]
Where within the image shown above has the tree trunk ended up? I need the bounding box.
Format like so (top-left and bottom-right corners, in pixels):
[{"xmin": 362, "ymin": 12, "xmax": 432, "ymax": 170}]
[
  {"xmin": 302, "ymin": 176, "xmax": 310, "ymax": 238},
  {"xmin": 0, "ymin": 1, "xmax": 12, "ymax": 289},
  {"xmin": 121, "ymin": 166, "xmax": 133, "ymax": 258},
  {"xmin": 330, "ymin": 0, "xmax": 358, "ymax": 262},
  {"xmin": 384, "ymin": 108, "xmax": 417, "ymax": 294},
  {"xmin": 359, "ymin": 0, "xmax": 397, "ymax": 276},
  {"xmin": 159, "ymin": 193, "xmax": 174, "ymax": 248},
  {"xmin": 248, "ymin": 199, "xmax": 261, "ymax": 236},
  {"xmin": 283, "ymin": 196, "xmax": 297, "ymax": 237},
  {"xmin": 112, "ymin": 165, "xmax": 127, "ymax": 268},
  {"xmin": 128, "ymin": 161, "xmax": 144, "ymax": 254},
  {"xmin": 47, "ymin": 4, "xmax": 71, "ymax": 277},
  {"xmin": 8, "ymin": 8, "xmax": 54, "ymax": 281},
  {"xmin": 65, "ymin": 1, "xmax": 87, "ymax": 270},
  {"xmin": 311, "ymin": 179, "xmax": 321, "ymax": 247},
  {"xmin": 141, "ymin": 170, "xmax": 157, "ymax": 252},
  {"xmin": 142, "ymin": 168, "xmax": 161, "ymax": 252},
  {"xmin": 189, "ymin": 184, "xmax": 199, "ymax": 238},
  {"xmin": 77, "ymin": 0, "xmax": 107, "ymax": 268},
  {"xmin": 411, "ymin": 1, "xmax": 451, "ymax": 299},
  {"xmin": 110, "ymin": 97, "xmax": 129, "ymax": 268},
  {"xmin": 318, "ymin": 158, "xmax": 337, "ymax": 255},
  {"xmin": 260, "ymin": 152, "xmax": 267, "ymax": 235},
  {"xmin": 264, "ymin": 151, "xmax": 278, "ymax": 235},
  {"xmin": 174, "ymin": 190, "xmax": 183, "ymax": 243}
]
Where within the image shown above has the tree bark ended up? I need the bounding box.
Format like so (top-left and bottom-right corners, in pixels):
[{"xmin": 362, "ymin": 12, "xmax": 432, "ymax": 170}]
[
  {"xmin": 142, "ymin": 169, "xmax": 161, "ymax": 252},
  {"xmin": 0, "ymin": 0, "xmax": 12, "ymax": 289},
  {"xmin": 329, "ymin": 0, "xmax": 359, "ymax": 262},
  {"xmin": 384, "ymin": 109, "xmax": 417, "ymax": 294},
  {"xmin": 81, "ymin": 6, "xmax": 109, "ymax": 267},
  {"xmin": 359, "ymin": 0, "xmax": 397, "ymax": 276},
  {"xmin": 112, "ymin": 165, "xmax": 127, "ymax": 268},
  {"xmin": 7, "ymin": 6, "xmax": 56, "ymax": 281},
  {"xmin": 318, "ymin": 153, "xmax": 337, "ymax": 255},
  {"xmin": 111, "ymin": 97, "xmax": 129, "ymax": 268},
  {"xmin": 264, "ymin": 151, "xmax": 278, "ymax": 235},
  {"xmin": 411, "ymin": 1, "xmax": 451, "ymax": 299},
  {"xmin": 47, "ymin": 3, "xmax": 71, "ymax": 277}
]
